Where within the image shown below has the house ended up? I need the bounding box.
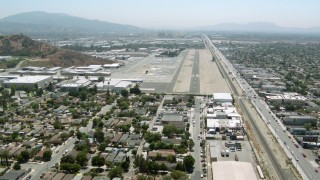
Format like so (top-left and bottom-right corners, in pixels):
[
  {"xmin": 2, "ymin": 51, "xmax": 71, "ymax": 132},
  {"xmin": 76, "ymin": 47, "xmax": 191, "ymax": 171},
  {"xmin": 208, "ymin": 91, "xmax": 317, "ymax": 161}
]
[
  {"xmin": 148, "ymin": 149, "xmax": 176, "ymax": 161},
  {"xmin": 113, "ymin": 152, "xmax": 126, "ymax": 164},
  {"xmin": 106, "ymin": 152, "xmax": 117, "ymax": 164},
  {"xmin": 111, "ymin": 134, "xmax": 123, "ymax": 144},
  {"xmin": 52, "ymin": 173, "xmax": 65, "ymax": 180},
  {"xmin": 118, "ymin": 134, "xmax": 129, "ymax": 144},
  {"xmin": 0, "ymin": 169, "xmax": 29, "ymax": 180}
]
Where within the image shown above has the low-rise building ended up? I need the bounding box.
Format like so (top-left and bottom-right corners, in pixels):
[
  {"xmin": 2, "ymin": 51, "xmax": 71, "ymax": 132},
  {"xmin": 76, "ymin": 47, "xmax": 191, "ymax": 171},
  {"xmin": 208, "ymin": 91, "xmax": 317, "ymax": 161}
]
[
  {"xmin": 283, "ymin": 115, "xmax": 317, "ymax": 126},
  {"xmin": 3, "ymin": 76, "xmax": 53, "ymax": 89}
]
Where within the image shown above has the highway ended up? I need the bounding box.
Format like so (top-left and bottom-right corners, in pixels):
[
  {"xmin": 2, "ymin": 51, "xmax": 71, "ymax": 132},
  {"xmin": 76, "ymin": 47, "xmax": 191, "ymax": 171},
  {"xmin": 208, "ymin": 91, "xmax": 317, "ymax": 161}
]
[
  {"xmin": 203, "ymin": 34, "xmax": 320, "ymax": 180},
  {"xmin": 203, "ymin": 35, "xmax": 284, "ymax": 180}
]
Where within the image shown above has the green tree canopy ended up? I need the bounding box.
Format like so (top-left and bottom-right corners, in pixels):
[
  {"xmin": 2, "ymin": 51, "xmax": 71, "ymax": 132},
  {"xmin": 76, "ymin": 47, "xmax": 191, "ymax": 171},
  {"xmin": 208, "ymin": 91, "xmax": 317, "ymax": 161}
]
[
  {"xmin": 92, "ymin": 155, "xmax": 105, "ymax": 167},
  {"xmin": 43, "ymin": 149, "xmax": 52, "ymax": 162}
]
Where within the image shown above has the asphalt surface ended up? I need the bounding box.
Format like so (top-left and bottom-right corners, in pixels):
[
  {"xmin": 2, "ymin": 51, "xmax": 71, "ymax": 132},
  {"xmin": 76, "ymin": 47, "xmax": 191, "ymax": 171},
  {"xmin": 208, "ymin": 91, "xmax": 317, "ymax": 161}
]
[
  {"xmin": 165, "ymin": 50, "xmax": 189, "ymax": 93},
  {"xmin": 191, "ymin": 97, "xmax": 202, "ymax": 179},
  {"xmin": 189, "ymin": 50, "xmax": 200, "ymax": 94},
  {"xmin": 204, "ymin": 34, "xmax": 320, "ymax": 180},
  {"xmin": 23, "ymin": 137, "xmax": 76, "ymax": 180},
  {"xmin": 204, "ymin": 35, "xmax": 284, "ymax": 179}
]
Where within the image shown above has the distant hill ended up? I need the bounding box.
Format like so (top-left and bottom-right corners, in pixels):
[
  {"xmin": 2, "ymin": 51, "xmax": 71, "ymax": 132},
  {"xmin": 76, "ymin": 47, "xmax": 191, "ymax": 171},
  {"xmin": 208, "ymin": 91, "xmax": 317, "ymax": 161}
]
[
  {"xmin": 192, "ymin": 22, "xmax": 320, "ymax": 34},
  {"xmin": 0, "ymin": 11, "xmax": 144, "ymax": 35},
  {"xmin": 0, "ymin": 34, "xmax": 114, "ymax": 67}
]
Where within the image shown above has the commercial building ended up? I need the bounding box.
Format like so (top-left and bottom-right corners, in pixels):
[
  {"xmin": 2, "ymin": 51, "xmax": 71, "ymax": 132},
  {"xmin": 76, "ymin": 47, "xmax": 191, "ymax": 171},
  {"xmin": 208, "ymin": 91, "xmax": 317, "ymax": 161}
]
[
  {"xmin": 283, "ymin": 115, "xmax": 317, "ymax": 126},
  {"xmin": 3, "ymin": 76, "xmax": 53, "ymax": 89},
  {"xmin": 161, "ymin": 113, "xmax": 186, "ymax": 129},
  {"xmin": 266, "ymin": 93, "xmax": 307, "ymax": 106}
]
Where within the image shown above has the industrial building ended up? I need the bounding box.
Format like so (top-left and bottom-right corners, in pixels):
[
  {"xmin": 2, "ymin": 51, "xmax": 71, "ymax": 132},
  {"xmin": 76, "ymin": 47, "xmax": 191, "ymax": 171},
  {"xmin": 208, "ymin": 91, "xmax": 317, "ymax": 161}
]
[
  {"xmin": 213, "ymin": 93, "xmax": 233, "ymax": 103},
  {"xmin": 60, "ymin": 65, "xmax": 111, "ymax": 77},
  {"xmin": 211, "ymin": 161, "xmax": 258, "ymax": 180},
  {"xmin": 96, "ymin": 79, "xmax": 135, "ymax": 92},
  {"xmin": 59, "ymin": 78, "xmax": 91, "ymax": 91},
  {"xmin": 103, "ymin": 63, "xmax": 121, "ymax": 68},
  {"xmin": 3, "ymin": 76, "xmax": 53, "ymax": 89}
]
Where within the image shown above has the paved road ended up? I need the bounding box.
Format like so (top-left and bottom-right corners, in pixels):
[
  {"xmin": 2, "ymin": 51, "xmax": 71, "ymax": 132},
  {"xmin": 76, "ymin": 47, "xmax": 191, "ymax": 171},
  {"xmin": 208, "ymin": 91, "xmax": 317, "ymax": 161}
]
[
  {"xmin": 203, "ymin": 35, "xmax": 283, "ymax": 179},
  {"xmin": 23, "ymin": 137, "xmax": 76, "ymax": 180},
  {"xmin": 204, "ymin": 34, "xmax": 320, "ymax": 180},
  {"xmin": 189, "ymin": 50, "xmax": 200, "ymax": 94},
  {"xmin": 191, "ymin": 97, "xmax": 202, "ymax": 179}
]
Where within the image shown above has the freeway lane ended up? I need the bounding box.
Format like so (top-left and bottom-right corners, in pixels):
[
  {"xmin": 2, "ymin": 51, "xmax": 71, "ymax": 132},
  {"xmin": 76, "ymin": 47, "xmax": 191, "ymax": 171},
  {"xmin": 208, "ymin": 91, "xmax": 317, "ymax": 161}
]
[
  {"xmin": 203, "ymin": 35, "xmax": 284, "ymax": 180},
  {"xmin": 204, "ymin": 34, "xmax": 320, "ymax": 180},
  {"xmin": 189, "ymin": 50, "xmax": 200, "ymax": 94}
]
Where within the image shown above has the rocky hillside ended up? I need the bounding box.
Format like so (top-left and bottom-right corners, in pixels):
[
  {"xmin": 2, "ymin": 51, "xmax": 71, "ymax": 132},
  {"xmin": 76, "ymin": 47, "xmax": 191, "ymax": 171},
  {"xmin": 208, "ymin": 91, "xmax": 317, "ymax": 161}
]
[{"xmin": 0, "ymin": 34, "xmax": 113, "ymax": 67}]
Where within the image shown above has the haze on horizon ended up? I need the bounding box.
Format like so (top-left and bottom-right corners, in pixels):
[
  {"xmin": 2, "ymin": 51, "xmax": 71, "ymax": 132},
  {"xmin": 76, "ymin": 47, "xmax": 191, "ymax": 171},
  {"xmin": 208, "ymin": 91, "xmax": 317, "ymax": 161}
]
[{"xmin": 1, "ymin": 0, "xmax": 320, "ymax": 29}]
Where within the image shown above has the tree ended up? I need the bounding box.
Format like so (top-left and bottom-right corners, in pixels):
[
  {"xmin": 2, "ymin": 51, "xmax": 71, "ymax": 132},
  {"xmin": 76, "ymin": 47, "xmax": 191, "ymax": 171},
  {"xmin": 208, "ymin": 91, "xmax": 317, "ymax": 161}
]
[
  {"xmin": 120, "ymin": 89, "xmax": 129, "ymax": 98},
  {"xmin": 131, "ymin": 149, "xmax": 137, "ymax": 156},
  {"xmin": 94, "ymin": 129, "xmax": 105, "ymax": 143},
  {"xmin": 46, "ymin": 82, "xmax": 54, "ymax": 91},
  {"xmin": 31, "ymin": 102, "xmax": 39, "ymax": 109},
  {"xmin": 98, "ymin": 143, "xmax": 107, "ymax": 152},
  {"xmin": 76, "ymin": 131, "xmax": 83, "ymax": 140},
  {"xmin": 13, "ymin": 162, "xmax": 21, "ymax": 170},
  {"xmin": 0, "ymin": 150, "xmax": 9, "ymax": 167},
  {"xmin": 43, "ymin": 149, "xmax": 52, "ymax": 162},
  {"xmin": 10, "ymin": 85, "xmax": 16, "ymax": 96},
  {"xmin": 36, "ymin": 88, "xmax": 44, "ymax": 97},
  {"xmin": 175, "ymin": 162, "xmax": 184, "ymax": 171},
  {"xmin": 79, "ymin": 90, "xmax": 87, "ymax": 101},
  {"xmin": 108, "ymin": 166, "xmax": 123, "ymax": 179},
  {"xmin": 60, "ymin": 163, "xmax": 81, "ymax": 173},
  {"xmin": 188, "ymin": 139, "xmax": 195, "ymax": 150},
  {"xmin": 59, "ymin": 132, "xmax": 69, "ymax": 140},
  {"xmin": 166, "ymin": 154, "xmax": 176, "ymax": 163},
  {"xmin": 304, "ymin": 123, "xmax": 312, "ymax": 131},
  {"xmin": 76, "ymin": 151, "xmax": 88, "ymax": 167},
  {"xmin": 18, "ymin": 150, "xmax": 30, "ymax": 163},
  {"xmin": 61, "ymin": 155, "xmax": 75, "ymax": 164},
  {"xmin": 121, "ymin": 160, "xmax": 130, "ymax": 172},
  {"xmin": 130, "ymin": 84, "xmax": 141, "ymax": 95},
  {"xmin": 171, "ymin": 170, "xmax": 188, "ymax": 180},
  {"xmin": 98, "ymin": 76, "xmax": 105, "ymax": 82},
  {"xmin": 92, "ymin": 155, "xmax": 105, "ymax": 167},
  {"xmin": 183, "ymin": 155, "xmax": 195, "ymax": 172},
  {"xmin": 163, "ymin": 124, "xmax": 178, "ymax": 138}
]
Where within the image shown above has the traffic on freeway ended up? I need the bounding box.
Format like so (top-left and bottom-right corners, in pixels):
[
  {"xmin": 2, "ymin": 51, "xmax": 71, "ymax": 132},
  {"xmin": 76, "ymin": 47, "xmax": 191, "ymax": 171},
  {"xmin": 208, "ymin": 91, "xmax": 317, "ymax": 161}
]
[{"xmin": 204, "ymin": 34, "xmax": 320, "ymax": 180}]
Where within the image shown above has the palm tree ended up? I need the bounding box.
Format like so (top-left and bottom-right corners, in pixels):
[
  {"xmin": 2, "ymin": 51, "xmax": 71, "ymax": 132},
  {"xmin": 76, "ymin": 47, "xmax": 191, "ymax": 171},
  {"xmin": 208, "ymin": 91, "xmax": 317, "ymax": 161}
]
[{"xmin": 1, "ymin": 150, "xmax": 9, "ymax": 167}]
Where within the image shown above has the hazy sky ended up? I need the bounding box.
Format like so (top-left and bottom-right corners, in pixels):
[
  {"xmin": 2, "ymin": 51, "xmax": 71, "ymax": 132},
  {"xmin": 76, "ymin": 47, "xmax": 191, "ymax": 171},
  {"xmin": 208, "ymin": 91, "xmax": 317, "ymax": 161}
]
[{"xmin": 1, "ymin": 0, "xmax": 320, "ymax": 28}]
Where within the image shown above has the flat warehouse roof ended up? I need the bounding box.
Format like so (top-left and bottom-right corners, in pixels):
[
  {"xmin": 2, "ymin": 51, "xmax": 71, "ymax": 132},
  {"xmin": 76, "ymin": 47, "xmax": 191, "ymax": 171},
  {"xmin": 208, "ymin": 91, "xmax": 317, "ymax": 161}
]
[
  {"xmin": 212, "ymin": 161, "xmax": 257, "ymax": 180},
  {"xmin": 4, "ymin": 76, "xmax": 51, "ymax": 83},
  {"xmin": 213, "ymin": 93, "xmax": 233, "ymax": 100}
]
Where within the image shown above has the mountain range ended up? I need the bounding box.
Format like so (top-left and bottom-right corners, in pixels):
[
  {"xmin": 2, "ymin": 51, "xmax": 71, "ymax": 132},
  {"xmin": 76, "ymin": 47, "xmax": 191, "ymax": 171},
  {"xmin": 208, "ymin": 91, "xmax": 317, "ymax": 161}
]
[
  {"xmin": 0, "ymin": 11, "xmax": 143, "ymax": 35},
  {"xmin": 191, "ymin": 22, "xmax": 320, "ymax": 33},
  {"xmin": 0, "ymin": 11, "xmax": 319, "ymax": 34},
  {"xmin": 0, "ymin": 34, "xmax": 114, "ymax": 67}
]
